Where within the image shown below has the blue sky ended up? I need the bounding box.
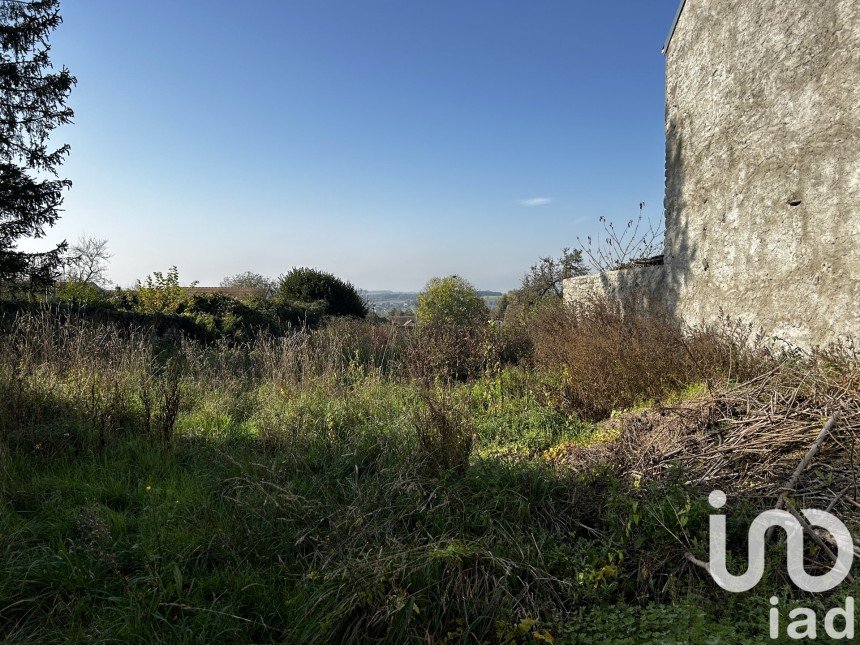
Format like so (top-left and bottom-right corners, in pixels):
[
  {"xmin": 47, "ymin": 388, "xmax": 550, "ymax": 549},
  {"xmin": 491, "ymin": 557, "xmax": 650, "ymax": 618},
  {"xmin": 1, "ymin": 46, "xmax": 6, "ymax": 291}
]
[{"xmin": 27, "ymin": 0, "xmax": 679, "ymax": 291}]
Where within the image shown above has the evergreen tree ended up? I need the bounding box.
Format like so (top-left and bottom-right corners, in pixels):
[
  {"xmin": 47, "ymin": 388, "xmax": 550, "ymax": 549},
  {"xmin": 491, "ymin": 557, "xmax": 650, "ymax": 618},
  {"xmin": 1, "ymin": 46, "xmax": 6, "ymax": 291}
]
[
  {"xmin": 0, "ymin": 0, "xmax": 75, "ymax": 291},
  {"xmin": 276, "ymin": 267, "xmax": 368, "ymax": 318}
]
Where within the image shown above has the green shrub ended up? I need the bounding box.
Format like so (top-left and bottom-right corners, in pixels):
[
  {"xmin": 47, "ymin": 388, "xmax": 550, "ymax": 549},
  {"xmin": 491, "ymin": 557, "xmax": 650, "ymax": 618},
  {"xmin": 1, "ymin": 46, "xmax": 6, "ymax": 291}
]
[
  {"xmin": 54, "ymin": 281, "xmax": 111, "ymax": 308},
  {"xmin": 416, "ymin": 275, "xmax": 488, "ymax": 328},
  {"xmin": 108, "ymin": 287, "xmax": 141, "ymax": 311},
  {"xmin": 134, "ymin": 266, "xmax": 190, "ymax": 314},
  {"xmin": 276, "ymin": 267, "xmax": 368, "ymax": 319},
  {"xmin": 180, "ymin": 293, "xmax": 282, "ymax": 341}
]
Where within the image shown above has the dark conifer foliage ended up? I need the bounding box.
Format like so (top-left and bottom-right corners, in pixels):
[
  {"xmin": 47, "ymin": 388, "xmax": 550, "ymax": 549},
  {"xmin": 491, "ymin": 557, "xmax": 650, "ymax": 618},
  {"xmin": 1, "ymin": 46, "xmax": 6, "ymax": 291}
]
[{"xmin": 0, "ymin": 0, "xmax": 75, "ymax": 290}]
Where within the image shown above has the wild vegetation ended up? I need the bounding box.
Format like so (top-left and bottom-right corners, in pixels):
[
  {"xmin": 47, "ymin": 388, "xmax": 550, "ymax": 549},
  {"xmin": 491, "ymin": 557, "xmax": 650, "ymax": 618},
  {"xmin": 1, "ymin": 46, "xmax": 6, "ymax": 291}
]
[
  {"xmin": 42, "ymin": 264, "xmax": 369, "ymax": 343},
  {"xmin": 1, "ymin": 2, "xmax": 858, "ymax": 642},
  {"xmin": 1, "ymin": 279, "xmax": 857, "ymax": 642}
]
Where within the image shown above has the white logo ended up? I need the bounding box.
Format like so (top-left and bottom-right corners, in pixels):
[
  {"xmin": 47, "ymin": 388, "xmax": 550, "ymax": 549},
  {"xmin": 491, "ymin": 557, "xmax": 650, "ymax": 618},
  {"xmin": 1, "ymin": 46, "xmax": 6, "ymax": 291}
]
[{"xmin": 707, "ymin": 489, "xmax": 854, "ymax": 593}]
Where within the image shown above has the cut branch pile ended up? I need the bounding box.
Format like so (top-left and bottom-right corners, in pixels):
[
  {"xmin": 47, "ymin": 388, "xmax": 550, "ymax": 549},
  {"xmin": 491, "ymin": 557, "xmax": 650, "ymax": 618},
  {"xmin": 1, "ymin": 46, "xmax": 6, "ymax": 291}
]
[{"xmin": 556, "ymin": 353, "xmax": 860, "ymax": 517}]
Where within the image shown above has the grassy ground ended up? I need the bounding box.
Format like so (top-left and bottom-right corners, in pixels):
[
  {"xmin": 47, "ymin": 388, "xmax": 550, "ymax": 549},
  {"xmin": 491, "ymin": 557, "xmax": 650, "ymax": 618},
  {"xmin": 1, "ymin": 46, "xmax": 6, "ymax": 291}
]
[{"xmin": 0, "ymin": 313, "xmax": 853, "ymax": 642}]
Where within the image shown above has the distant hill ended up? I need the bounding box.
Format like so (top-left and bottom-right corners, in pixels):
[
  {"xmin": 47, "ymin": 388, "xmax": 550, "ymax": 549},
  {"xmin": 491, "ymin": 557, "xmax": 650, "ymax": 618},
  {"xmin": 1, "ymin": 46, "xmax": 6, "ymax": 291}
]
[{"xmin": 363, "ymin": 290, "xmax": 503, "ymax": 313}]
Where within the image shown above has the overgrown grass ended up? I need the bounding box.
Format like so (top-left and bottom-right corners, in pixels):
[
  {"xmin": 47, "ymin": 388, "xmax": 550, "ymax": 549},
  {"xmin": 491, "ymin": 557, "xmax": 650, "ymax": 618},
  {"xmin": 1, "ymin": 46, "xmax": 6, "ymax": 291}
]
[
  {"xmin": 530, "ymin": 295, "xmax": 773, "ymax": 419},
  {"xmin": 0, "ymin": 308, "xmax": 852, "ymax": 642}
]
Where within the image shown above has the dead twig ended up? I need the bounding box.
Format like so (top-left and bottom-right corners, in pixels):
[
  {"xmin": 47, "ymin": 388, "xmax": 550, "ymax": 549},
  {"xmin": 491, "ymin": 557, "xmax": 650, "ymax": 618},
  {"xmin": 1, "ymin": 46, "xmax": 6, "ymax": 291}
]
[
  {"xmin": 684, "ymin": 552, "xmax": 710, "ymax": 574},
  {"xmin": 776, "ymin": 413, "xmax": 840, "ymax": 508}
]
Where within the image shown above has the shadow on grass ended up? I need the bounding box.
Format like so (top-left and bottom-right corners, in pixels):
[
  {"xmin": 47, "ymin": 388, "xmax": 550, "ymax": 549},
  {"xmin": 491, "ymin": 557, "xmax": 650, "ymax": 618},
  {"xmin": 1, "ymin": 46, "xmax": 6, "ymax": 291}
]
[{"xmin": 0, "ymin": 378, "xmax": 778, "ymax": 643}]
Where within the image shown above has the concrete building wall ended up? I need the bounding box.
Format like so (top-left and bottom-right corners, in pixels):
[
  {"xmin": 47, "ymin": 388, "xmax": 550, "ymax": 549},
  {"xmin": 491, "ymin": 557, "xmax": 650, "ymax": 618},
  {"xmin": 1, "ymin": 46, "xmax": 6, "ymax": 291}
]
[{"xmin": 565, "ymin": 0, "xmax": 860, "ymax": 348}]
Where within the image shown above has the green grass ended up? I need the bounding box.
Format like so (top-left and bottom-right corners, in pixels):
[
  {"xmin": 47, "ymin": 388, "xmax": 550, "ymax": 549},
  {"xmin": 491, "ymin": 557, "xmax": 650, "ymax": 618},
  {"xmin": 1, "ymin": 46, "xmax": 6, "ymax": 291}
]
[
  {"xmin": 0, "ymin": 318, "xmax": 847, "ymax": 643},
  {"xmin": 0, "ymin": 378, "xmax": 779, "ymax": 643}
]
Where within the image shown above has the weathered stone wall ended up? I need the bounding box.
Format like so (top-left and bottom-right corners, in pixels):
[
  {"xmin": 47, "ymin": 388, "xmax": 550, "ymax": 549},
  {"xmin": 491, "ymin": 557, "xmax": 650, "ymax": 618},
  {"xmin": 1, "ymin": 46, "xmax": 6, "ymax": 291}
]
[
  {"xmin": 563, "ymin": 266, "xmax": 667, "ymax": 311},
  {"xmin": 665, "ymin": 0, "xmax": 859, "ymax": 347},
  {"xmin": 565, "ymin": 0, "xmax": 859, "ymax": 348}
]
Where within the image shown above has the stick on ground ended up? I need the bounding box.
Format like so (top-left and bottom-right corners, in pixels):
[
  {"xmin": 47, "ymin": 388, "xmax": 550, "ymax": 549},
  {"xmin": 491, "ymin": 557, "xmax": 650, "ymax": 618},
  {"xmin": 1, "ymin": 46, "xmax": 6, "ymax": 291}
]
[{"xmin": 765, "ymin": 412, "xmax": 839, "ymax": 539}]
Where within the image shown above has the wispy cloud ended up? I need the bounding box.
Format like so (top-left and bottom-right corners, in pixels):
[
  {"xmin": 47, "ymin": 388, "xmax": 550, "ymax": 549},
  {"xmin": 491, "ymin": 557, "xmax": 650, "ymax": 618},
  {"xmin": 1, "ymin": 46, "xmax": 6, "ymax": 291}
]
[{"xmin": 518, "ymin": 197, "xmax": 552, "ymax": 207}]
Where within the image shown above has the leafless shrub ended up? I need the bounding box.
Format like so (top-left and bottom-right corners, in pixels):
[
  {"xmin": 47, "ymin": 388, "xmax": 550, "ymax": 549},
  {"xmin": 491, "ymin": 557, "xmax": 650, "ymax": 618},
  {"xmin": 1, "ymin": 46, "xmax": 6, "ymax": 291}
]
[
  {"xmin": 400, "ymin": 325, "xmax": 487, "ymax": 385},
  {"xmin": 158, "ymin": 358, "xmax": 182, "ymax": 442},
  {"xmin": 137, "ymin": 356, "xmax": 184, "ymax": 443},
  {"xmin": 578, "ymin": 204, "xmax": 664, "ymax": 272},
  {"xmin": 63, "ymin": 234, "xmax": 112, "ymax": 286},
  {"xmin": 400, "ymin": 323, "xmax": 532, "ymax": 386},
  {"xmin": 252, "ymin": 319, "xmax": 404, "ymax": 393},
  {"xmin": 530, "ymin": 293, "xmax": 774, "ymax": 419}
]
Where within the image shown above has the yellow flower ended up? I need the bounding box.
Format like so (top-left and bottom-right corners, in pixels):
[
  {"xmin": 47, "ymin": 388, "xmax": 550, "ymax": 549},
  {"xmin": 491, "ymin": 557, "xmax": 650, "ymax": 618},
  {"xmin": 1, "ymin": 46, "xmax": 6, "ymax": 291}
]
[{"xmin": 146, "ymin": 485, "xmax": 152, "ymax": 492}]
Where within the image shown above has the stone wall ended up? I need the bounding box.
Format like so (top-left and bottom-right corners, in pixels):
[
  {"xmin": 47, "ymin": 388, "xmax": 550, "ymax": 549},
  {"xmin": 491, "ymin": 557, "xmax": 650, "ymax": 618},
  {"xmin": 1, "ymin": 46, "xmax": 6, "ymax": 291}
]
[
  {"xmin": 563, "ymin": 265, "xmax": 667, "ymax": 311},
  {"xmin": 566, "ymin": 0, "xmax": 860, "ymax": 348}
]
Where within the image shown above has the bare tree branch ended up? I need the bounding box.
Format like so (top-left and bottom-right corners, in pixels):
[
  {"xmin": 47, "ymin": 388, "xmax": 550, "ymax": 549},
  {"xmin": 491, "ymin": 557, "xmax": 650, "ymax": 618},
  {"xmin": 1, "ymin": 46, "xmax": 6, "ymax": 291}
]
[
  {"xmin": 578, "ymin": 203, "xmax": 664, "ymax": 273},
  {"xmin": 63, "ymin": 234, "xmax": 112, "ymax": 286}
]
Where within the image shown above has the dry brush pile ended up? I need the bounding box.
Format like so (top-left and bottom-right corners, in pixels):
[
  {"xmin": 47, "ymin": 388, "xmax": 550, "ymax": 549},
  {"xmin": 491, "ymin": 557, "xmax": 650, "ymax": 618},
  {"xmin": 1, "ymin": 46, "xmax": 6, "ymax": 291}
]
[{"xmin": 552, "ymin": 346, "xmax": 860, "ymax": 523}]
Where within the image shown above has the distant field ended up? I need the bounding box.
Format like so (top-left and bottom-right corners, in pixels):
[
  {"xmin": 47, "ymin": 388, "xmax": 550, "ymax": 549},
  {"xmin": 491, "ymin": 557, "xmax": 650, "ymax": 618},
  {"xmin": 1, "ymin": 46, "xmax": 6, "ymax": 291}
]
[{"xmin": 364, "ymin": 290, "xmax": 502, "ymax": 313}]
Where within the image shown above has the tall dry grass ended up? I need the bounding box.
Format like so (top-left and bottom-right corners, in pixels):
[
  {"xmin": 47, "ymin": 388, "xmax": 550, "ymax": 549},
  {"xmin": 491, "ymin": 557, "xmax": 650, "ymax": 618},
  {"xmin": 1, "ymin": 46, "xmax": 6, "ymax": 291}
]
[
  {"xmin": 529, "ymin": 294, "xmax": 776, "ymax": 418},
  {"xmin": 0, "ymin": 309, "xmax": 514, "ymax": 461}
]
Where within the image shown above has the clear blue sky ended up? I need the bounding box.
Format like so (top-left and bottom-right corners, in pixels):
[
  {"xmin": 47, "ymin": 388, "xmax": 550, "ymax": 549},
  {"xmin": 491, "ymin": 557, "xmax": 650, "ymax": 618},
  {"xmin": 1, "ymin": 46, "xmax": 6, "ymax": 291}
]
[{"xmin": 27, "ymin": 0, "xmax": 679, "ymax": 291}]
